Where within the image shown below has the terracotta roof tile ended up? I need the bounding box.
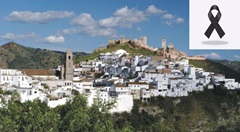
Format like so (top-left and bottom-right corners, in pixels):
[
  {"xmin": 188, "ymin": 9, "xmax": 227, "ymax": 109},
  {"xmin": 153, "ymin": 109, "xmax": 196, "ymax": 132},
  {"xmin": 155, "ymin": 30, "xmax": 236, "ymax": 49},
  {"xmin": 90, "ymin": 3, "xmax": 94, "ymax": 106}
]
[{"xmin": 20, "ymin": 69, "xmax": 56, "ymax": 76}]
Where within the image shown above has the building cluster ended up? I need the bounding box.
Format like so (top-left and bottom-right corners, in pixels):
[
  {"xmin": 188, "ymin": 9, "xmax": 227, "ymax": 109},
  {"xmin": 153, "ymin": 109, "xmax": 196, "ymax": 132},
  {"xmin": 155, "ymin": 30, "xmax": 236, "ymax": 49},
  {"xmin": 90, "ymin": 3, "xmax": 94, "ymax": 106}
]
[{"xmin": 0, "ymin": 37, "xmax": 236, "ymax": 113}]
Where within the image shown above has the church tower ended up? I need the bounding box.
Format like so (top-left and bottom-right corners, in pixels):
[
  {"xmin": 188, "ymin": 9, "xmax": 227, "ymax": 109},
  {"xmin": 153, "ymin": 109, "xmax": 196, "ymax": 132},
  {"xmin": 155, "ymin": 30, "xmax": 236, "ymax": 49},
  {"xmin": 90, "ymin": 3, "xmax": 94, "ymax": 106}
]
[
  {"xmin": 65, "ymin": 50, "xmax": 73, "ymax": 81},
  {"xmin": 162, "ymin": 37, "xmax": 166, "ymax": 50}
]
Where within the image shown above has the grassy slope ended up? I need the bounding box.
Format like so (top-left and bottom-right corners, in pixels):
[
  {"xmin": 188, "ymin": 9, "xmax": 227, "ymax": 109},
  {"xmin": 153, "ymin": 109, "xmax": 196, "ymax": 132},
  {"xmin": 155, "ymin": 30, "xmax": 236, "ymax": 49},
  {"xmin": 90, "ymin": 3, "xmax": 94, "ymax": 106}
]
[
  {"xmin": 75, "ymin": 43, "xmax": 156, "ymax": 62},
  {"xmin": 189, "ymin": 59, "xmax": 240, "ymax": 82}
]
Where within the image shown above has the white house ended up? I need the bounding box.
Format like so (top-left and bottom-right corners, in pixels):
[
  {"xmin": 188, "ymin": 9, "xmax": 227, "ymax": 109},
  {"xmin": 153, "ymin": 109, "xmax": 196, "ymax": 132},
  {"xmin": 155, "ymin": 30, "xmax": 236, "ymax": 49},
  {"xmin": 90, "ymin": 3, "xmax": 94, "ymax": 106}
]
[
  {"xmin": 167, "ymin": 78, "xmax": 188, "ymax": 97},
  {"xmin": 47, "ymin": 97, "xmax": 70, "ymax": 108},
  {"xmin": 109, "ymin": 94, "xmax": 133, "ymax": 113},
  {"xmin": 86, "ymin": 89, "xmax": 133, "ymax": 113},
  {"xmin": 128, "ymin": 82, "xmax": 149, "ymax": 99},
  {"xmin": 186, "ymin": 65, "xmax": 196, "ymax": 80},
  {"xmin": 0, "ymin": 69, "xmax": 32, "ymax": 88},
  {"xmin": 16, "ymin": 87, "xmax": 47, "ymax": 103},
  {"xmin": 155, "ymin": 77, "xmax": 168, "ymax": 97},
  {"xmin": 140, "ymin": 88, "xmax": 151, "ymax": 102},
  {"xmin": 224, "ymin": 79, "xmax": 239, "ymax": 89},
  {"xmin": 111, "ymin": 84, "xmax": 130, "ymax": 95}
]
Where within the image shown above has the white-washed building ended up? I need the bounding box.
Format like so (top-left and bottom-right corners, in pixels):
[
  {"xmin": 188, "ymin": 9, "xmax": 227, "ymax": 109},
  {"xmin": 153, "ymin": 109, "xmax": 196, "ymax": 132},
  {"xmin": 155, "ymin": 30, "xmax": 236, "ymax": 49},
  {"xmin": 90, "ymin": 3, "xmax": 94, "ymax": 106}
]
[
  {"xmin": 0, "ymin": 69, "xmax": 32, "ymax": 88},
  {"xmin": 128, "ymin": 82, "xmax": 149, "ymax": 99}
]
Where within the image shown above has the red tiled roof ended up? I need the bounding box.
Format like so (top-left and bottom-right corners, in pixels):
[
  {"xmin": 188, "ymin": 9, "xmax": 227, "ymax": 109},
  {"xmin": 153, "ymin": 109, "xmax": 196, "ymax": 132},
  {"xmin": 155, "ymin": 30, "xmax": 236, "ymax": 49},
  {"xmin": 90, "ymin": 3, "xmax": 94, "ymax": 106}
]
[
  {"xmin": 20, "ymin": 69, "xmax": 56, "ymax": 76},
  {"xmin": 115, "ymin": 84, "xmax": 127, "ymax": 87},
  {"xmin": 128, "ymin": 82, "xmax": 148, "ymax": 85}
]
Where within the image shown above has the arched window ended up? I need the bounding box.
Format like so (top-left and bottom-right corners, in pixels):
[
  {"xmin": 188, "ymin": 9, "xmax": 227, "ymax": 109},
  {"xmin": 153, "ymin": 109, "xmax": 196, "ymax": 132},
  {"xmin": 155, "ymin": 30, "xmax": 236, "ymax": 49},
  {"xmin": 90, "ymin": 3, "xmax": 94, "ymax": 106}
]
[{"xmin": 68, "ymin": 56, "xmax": 71, "ymax": 60}]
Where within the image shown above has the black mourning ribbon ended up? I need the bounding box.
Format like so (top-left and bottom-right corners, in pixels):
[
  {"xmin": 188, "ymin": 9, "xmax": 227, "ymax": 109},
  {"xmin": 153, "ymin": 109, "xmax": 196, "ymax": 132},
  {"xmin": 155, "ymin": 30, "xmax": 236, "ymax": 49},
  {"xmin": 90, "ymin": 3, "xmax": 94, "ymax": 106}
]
[{"xmin": 205, "ymin": 5, "xmax": 225, "ymax": 38}]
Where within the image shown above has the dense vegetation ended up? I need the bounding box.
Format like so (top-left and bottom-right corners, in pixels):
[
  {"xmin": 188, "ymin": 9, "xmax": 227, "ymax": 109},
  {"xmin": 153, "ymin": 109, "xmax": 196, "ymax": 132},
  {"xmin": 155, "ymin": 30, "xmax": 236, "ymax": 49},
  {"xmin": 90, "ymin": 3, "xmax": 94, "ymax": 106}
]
[
  {"xmin": 1, "ymin": 86, "xmax": 240, "ymax": 131},
  {"xmin": 190, "ymin": 59, "xmax": 240, "ymax": 82},
  {"xmin": 111, "ymin": 86, "xmax": 240, "ymax": 131},
  {"xmin": 75, "ymin": 43, "xmax": 156, "ymax": 62},
  {"xmin": 0, "ymin": 94, "xmax": 133, "ymax": 132}
]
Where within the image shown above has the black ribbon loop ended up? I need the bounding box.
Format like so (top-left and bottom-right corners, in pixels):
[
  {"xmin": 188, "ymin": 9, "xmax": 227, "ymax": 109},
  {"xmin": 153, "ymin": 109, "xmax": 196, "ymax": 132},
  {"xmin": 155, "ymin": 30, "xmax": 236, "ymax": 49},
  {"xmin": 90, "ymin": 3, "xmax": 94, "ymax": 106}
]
[{"xmin": 204, "ymin": 5, "xmax": 225, "ymax": 38}]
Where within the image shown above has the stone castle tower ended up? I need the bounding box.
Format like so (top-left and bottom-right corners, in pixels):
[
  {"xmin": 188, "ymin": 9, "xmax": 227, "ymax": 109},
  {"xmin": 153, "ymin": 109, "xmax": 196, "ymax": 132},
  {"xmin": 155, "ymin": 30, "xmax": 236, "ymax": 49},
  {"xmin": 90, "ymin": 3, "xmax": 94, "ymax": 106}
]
[
  {"xmin": 64, "ymin": 50, "xmax": 73, "ymax": 81},
  {"xmin": 162, "ymin": 37, "xmax": 166, "ymax": 50}
]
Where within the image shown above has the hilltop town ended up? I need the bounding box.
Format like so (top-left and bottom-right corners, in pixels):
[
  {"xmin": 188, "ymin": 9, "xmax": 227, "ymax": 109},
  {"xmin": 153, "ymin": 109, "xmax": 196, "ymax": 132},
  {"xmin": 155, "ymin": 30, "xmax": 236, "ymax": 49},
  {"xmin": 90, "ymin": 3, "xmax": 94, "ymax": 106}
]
[{"xmin": 0, "ymin": 37, "xmax": 237, "ymax": 113}]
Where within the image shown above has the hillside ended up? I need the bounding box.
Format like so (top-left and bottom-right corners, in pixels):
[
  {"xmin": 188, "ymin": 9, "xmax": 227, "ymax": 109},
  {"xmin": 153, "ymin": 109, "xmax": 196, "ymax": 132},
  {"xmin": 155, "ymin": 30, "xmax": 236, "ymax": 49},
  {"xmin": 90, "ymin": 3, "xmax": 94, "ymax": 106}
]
[
  {"xmin": 189, "ymin": 59, "xmax": 240, "ymax": 82},
  {"xmin": 0, "ymin": 42, "xmax": 87, "ymax": 69},
  {"xmin": 114, "ymin": 86, "xmax": 240, "ymax": 131},
  {"xmin": 75, "ymin": 43, "xmax": 156, "ymax": 62},
  {"xmin": 214, "ymin": 60, "xmax": 240, "ymax": 73}
]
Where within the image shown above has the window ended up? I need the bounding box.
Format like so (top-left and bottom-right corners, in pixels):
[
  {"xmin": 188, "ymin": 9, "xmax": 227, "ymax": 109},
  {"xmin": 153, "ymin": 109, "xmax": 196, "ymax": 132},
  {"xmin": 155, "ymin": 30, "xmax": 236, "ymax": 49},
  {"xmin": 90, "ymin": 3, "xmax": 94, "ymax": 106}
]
[{"xmin": 68, "ymin": 56, "xmax": 71, "ymax": 60}]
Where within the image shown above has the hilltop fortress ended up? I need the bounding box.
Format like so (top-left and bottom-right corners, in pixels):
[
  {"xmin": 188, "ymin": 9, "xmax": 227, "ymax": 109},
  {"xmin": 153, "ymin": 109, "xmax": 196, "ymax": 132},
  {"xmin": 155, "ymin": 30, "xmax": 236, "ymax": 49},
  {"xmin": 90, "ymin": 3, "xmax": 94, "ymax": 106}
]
[
  {"xmin": 107, "ymin": 36, "xmax": 188, "ymax": 60},
  {"xmin": 108, "ymin": 36, "xmax": 158, "ymax": 52}
]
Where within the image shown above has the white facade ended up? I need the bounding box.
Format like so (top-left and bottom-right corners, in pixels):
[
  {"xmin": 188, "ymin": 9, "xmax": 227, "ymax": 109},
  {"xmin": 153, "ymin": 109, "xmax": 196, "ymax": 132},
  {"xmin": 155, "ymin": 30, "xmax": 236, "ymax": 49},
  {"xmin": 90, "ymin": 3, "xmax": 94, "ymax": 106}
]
[
  {"xmin": 86, "ymin": 89, "xmax": 133, "ymax": 113},
  {"xmin": 48, "ymin": 97, "xmax": 69, "ymax": 108},
  {"xmin": 0, "ymin": 69, "xmax": 32, "ymax": 88},
  {"xmin": 111, "ymin": 84, "xmax": 130, "ymax": 95},
  {"xmin": 140, "ymin": 88, "xmax": 151, "ymax": 102},
  {"xmin": 109, "ymin": 94, "xmax": 133, "ymax": 113},
  {"xmin": 186, "ymin": 66, "xmax": 196, "ymax": 80},
  {"xmin": 128, "ymin": 82, "xmax": 149, "ymax": 99},
  {"xmin": 16, "ymin": 87, "xmax": 47, "ymax": 103},
  {"xmin": 224, "ymin": 79, "xmax": 239, "ymax": 89},
  {"xmin": 167, "ymin": 79, "xmax": 188, "ymax": 97},
  {"xmin": 155, "ymin": 78, "xmax": 168, "ymax": 97}
]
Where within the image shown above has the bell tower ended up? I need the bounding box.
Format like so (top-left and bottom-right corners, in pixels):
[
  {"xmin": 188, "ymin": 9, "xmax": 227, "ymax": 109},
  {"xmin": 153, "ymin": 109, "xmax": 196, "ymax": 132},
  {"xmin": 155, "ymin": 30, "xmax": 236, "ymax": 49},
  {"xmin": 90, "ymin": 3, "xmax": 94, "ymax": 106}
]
[
  {"xmin": 65, "ymin": 50, "xmax": 73, "ymax": 81},
  {"xmin": 162, "ymin": 37, "xmax": 166, "ymax": 50}
]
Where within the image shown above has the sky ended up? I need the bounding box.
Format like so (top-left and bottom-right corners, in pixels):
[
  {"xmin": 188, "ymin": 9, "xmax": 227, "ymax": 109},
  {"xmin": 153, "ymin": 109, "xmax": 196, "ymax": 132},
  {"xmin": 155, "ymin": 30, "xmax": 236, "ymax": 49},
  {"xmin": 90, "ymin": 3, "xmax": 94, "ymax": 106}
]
[{"xmin": 0, "ymin": 0, "xmax": 239, "ymax": 60}]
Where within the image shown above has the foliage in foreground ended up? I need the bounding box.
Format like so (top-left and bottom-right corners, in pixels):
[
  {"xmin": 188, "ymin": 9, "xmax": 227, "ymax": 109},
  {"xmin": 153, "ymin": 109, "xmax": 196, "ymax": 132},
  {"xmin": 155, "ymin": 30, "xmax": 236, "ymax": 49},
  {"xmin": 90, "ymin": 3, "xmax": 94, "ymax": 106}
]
[
  {"xmin": 1, "ymin": 86, "xmax": 240, "ymax": 131},
  {"xmin": 0, "ymin": 95, "xmax": 132, "ymax": 132}
]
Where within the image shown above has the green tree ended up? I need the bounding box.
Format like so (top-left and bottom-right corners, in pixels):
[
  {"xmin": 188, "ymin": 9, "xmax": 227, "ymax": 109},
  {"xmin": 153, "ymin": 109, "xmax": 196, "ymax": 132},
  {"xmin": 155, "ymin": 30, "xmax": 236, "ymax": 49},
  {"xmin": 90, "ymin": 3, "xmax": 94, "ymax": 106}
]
[{"xmin": 59, "ymin": 95, "xmax": 91, "ymax": 131}]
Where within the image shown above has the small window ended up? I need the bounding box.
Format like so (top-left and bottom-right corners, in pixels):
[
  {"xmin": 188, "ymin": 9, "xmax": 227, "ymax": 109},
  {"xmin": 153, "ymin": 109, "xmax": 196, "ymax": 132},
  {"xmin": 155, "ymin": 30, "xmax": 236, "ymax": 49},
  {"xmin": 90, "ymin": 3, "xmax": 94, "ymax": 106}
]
[{"xmin": 69, "ymin": 56, "xmax": 71, "ymax": 60}]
